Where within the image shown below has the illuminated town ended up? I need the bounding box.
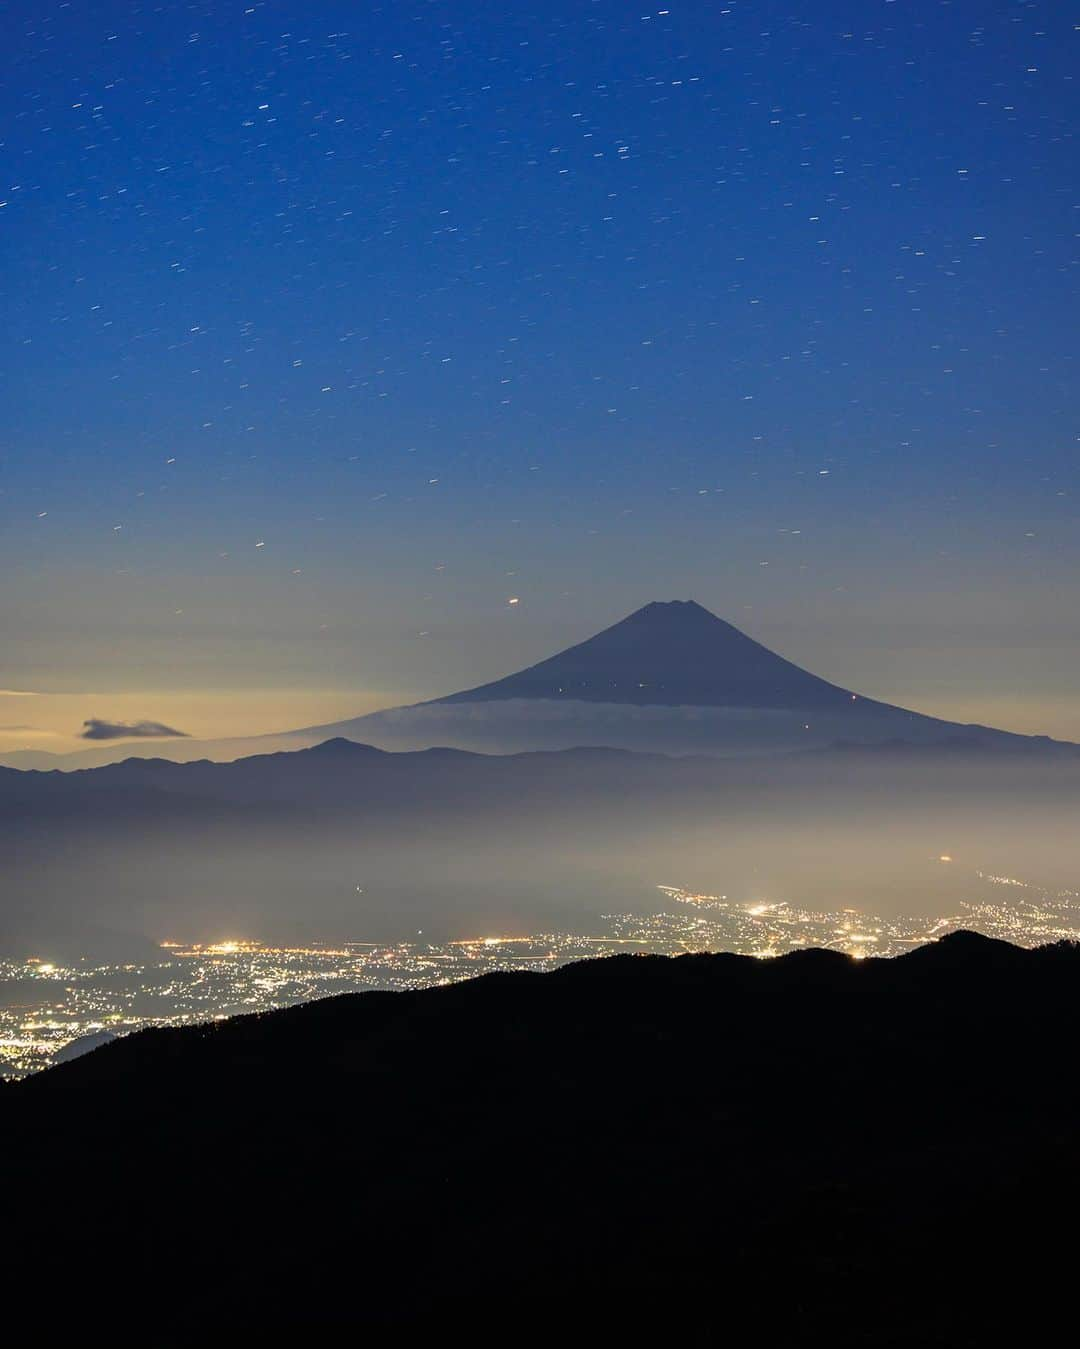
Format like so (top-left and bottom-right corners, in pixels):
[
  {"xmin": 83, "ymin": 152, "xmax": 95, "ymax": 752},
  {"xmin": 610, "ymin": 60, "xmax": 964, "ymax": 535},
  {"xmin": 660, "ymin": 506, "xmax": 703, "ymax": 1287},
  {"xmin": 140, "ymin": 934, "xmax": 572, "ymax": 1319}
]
[{"xmin": 3, "ymin": 865, "xmax": 1078, "ymax": 1078}]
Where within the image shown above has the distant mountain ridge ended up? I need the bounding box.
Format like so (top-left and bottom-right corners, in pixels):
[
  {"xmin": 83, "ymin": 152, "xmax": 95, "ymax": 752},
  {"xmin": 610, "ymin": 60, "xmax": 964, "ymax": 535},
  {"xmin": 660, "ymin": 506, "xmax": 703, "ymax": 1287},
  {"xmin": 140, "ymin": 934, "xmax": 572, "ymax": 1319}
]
[
  {"xmin": 6, "ymin": 729, "xmax": 1078, "ymax": 957},
  {"xmin": 3, "ymin": 734, "xmax": 1075, "ymax": 822}
]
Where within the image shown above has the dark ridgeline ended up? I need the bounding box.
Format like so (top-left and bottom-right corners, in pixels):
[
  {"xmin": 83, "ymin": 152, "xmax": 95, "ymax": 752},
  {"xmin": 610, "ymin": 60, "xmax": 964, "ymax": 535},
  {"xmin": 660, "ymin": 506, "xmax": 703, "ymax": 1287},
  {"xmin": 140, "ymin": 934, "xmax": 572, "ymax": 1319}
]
[{"xmin": 4, "ymin": 931, "xmax": 1077, "ymax": 1340}]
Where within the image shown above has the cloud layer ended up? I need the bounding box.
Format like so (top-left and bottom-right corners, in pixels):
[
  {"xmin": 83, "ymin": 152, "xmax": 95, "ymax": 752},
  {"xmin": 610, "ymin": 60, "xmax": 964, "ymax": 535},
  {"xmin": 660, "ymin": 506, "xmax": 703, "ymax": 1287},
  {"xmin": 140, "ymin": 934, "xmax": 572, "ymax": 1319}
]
[{"xmin": 80, "ymin": 719, "xmax": 189, "ymax": 741}]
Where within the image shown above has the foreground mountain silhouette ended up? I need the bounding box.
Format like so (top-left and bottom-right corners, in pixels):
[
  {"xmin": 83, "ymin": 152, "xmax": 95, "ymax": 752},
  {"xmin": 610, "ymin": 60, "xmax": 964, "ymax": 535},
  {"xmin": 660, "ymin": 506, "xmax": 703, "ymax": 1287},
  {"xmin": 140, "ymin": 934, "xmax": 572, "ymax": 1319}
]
[{"xmin": 5, "ymin": 931, "xmax": 1077, "ymax": 1339}]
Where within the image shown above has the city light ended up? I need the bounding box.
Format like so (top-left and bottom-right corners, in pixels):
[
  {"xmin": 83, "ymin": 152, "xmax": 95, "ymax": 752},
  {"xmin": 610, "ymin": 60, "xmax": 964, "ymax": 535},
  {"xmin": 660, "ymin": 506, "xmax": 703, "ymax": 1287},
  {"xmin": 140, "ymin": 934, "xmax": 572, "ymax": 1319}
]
[{"xmin": 3, "ymin": 866, "xmax": 1078, "ymax": 1079}]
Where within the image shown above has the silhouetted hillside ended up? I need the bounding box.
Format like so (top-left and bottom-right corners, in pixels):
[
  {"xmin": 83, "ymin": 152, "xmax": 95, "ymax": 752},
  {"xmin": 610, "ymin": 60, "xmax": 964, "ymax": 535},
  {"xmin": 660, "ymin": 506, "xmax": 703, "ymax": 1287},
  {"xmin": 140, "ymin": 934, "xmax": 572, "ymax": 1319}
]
[{"xmin": 4, "ymin": 932, "xmax": 1077, "ymax": 1341}]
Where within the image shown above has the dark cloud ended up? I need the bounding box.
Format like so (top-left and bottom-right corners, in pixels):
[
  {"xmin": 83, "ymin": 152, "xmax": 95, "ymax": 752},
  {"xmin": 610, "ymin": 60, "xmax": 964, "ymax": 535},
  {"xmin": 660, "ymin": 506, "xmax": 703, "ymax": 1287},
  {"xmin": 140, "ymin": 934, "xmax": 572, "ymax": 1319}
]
[{"xmin": 80, "ymin": 719, "xmax": 189, "ymax": 741}]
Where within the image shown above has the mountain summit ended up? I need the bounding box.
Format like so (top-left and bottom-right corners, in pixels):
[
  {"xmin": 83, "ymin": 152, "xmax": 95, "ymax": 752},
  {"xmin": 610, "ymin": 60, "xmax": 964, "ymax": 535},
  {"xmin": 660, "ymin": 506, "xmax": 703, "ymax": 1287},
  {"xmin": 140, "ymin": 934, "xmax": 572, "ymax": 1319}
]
[{"xmin": 439, "ymin": 600, "xmax": 859, "ymax": 709}]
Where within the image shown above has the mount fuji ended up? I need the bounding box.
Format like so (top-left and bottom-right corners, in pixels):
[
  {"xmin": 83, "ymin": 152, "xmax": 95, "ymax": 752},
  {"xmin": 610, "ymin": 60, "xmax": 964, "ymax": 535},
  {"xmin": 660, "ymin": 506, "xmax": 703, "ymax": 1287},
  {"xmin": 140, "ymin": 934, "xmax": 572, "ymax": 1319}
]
[
  {"xmin": 3, "ymin": 600, "xmax": 1071, "ymax": 770},
  {"xmin": 296, "ymin": 600, "xmax": 1071, "ymax": 759}
]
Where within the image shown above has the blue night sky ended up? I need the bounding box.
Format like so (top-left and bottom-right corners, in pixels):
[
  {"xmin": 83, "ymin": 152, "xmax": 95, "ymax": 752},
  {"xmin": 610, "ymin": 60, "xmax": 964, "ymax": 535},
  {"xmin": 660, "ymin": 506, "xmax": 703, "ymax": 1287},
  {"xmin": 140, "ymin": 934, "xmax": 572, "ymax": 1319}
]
[{"xmin": 1, "ymin": 0, "xmax": 1077, "ymax": 749}]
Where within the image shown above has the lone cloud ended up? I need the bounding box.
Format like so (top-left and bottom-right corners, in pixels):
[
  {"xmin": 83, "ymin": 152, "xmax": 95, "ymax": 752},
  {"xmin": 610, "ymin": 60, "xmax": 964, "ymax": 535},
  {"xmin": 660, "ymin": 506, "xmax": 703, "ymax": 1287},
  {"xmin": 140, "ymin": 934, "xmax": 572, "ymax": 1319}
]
[{"xmin": 80, "ymin": 719, "xmax": 189, "ymax": 741}]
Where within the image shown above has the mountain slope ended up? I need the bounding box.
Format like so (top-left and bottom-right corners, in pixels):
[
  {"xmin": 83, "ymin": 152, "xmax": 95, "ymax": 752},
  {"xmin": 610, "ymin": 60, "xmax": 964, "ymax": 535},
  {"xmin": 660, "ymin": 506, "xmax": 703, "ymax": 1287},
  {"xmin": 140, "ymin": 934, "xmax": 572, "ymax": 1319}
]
[{"xmin": 4, "ymin": 933, "xmax": 1078, "ymax": 1338}]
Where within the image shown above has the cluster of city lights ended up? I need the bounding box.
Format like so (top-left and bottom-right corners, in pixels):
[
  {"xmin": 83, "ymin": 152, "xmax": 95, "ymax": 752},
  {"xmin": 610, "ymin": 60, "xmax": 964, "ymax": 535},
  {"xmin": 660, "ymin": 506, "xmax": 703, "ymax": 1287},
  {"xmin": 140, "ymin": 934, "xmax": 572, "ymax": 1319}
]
[{"xmin": 3, "ymin": 865, "xmax": 1078, "ymax": 1078}]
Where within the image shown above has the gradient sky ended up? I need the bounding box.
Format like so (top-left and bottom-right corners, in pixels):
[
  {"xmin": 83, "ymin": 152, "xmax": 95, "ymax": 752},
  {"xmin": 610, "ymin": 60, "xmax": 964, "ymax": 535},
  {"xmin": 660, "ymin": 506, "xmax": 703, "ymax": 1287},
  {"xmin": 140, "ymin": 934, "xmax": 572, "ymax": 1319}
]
[{"xmin": 2, "ymin": 0, "xmax": 1077, "ymax": 753}]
